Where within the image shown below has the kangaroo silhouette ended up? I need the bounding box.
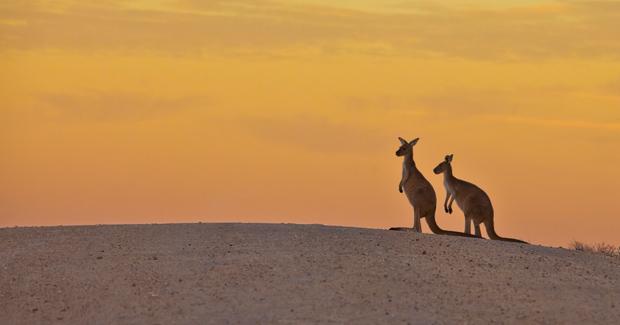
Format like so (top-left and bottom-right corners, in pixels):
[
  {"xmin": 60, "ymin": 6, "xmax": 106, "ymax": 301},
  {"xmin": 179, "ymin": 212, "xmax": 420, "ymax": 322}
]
[
  {"xmin": 433, "ymin": 154, "xmax": 527, "ymax": 244},
  {"xmin": 390, "ymin": 137, "xmax": 475, "ymax": 238}
]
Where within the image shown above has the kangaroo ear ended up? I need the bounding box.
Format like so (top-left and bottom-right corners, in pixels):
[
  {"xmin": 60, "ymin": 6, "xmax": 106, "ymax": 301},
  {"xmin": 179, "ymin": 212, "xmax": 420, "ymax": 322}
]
[
  {"xmin": 445, "ymin": 154, "xmax": 453, "ymax": 162},
  {"xmin": 398, "ymin": 137, "xmax": 408, "ymax": 145},
  {"xmin": 409, "ymin": 138, "xmax": 419, "ymax": 146}
]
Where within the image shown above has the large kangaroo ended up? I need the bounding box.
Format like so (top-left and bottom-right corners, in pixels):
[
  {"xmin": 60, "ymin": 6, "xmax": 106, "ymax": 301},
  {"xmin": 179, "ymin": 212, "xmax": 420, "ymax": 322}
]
[
  {"xmin": 390, "ymin": 137, "xmax": 475, "ymax": 238},
  {"xmin": 433, "ymin": 154, "xmax": 527, "ymax": 244}
]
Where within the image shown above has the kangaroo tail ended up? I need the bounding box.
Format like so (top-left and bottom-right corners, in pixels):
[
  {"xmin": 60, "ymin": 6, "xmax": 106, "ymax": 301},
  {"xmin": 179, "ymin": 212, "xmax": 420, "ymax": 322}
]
[
  {"xmin": 484, "ymin": 218, "xmax": 528, "ymax": 244},
  {"xmin": 426, "ymin": 215, "xmax": 478, "ymax": 238},
  {"xmin": 388, "ymin": 227, "xmax": 412, "ymax": 231}
]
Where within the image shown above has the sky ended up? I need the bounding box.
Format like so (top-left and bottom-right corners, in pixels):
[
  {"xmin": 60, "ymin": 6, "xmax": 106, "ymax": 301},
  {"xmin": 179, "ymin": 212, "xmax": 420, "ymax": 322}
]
[{"xmin": 1, "ymin": 0, "xmax": 619, "ymax": 247}]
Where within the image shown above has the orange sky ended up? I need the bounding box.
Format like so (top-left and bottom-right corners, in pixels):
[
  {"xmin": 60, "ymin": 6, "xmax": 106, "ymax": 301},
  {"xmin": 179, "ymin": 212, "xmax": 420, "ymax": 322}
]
[{"xmin": 1, "ymin": 0, "xmax": 619, "ymax": 247}]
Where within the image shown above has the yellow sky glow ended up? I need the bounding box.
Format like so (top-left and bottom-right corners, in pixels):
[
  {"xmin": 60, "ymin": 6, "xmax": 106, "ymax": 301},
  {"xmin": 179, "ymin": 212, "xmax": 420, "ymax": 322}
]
[{"xmin": 1, "ymin": 0, "xmax": 619, "ymax": 246}]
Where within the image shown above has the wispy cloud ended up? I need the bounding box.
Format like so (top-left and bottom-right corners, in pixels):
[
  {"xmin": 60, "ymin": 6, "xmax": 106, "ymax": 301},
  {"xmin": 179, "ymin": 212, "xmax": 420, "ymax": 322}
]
[
  {"xmin": 486, "ymin": 114, "xmax": 620, "ymax": 131},
  {"xmin": 36, "ymin": 92, "xmax": 209, "ymax": 122},
  {"xmin": 342, "ymin": 84, "xmax": 620, "ymax": 137},
  {"xmin": 242, "ymin": 114, "xmax": 387, "ymax": 154},
  {"xmin": 1, "ymin": 0, "xmax": 619, "ymax": 60},
  {"xmin": 600, "ymin": 78, "xmax": 620, "ymax": 97}
]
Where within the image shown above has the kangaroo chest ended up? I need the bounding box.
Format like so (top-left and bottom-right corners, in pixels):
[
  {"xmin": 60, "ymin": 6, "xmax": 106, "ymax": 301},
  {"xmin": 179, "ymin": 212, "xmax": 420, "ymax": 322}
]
[
  {"xmin": 403, "ymin": 165, "xmax": 427, "ymax": 192},
  {"xmin": 403, "ymin": 165, "xmax": 419, "ymax": 185},
  {"xmin": 444, "ymin": 179, "xmax": 456, "ymax": 196}
]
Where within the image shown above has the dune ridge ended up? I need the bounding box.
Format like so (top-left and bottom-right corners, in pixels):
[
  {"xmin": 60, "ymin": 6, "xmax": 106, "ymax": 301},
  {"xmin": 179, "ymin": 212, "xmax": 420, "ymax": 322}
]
[{"xmin": 1, "ymin": 223, "xmax": 619, "ymax": 324}]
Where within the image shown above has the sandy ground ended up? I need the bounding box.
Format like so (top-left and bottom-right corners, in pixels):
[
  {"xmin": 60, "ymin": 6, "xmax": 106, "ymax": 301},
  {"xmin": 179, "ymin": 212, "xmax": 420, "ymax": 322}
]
[{"xmin": 1, "ymin": 223, "xmax": 619, "ymax": 324}]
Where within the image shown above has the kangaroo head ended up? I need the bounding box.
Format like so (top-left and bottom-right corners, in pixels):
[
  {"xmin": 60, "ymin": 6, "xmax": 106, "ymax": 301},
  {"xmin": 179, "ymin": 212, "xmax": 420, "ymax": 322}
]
[
  {"xmin": 395, "ymin": 137, "xmax": 419, "ymax": 156},
  {"xmin": 433, "ymin": 154, "xmax": 453, "ymax": 174}
]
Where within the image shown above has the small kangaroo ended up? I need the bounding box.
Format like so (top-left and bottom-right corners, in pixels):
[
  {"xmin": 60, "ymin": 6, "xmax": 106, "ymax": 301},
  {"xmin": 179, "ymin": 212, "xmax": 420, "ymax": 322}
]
[
  {"xmin": 390, "ymin": 137, "xmax": 475, "ymax": 238},
  {"xmin": 433, "ymin": 154, "xmax": 527, "ymax": 244}
]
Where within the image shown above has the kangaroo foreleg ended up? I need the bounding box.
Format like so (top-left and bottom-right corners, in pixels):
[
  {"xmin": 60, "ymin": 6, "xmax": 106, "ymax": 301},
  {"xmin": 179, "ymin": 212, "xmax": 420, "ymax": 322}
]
[
  {"xmin": 443, "ymin": 192, "xmax": 452, "ymax": 213},
  {"xmin": 447, "ymin": 196, "xmax": 455, "ymax": 214}
]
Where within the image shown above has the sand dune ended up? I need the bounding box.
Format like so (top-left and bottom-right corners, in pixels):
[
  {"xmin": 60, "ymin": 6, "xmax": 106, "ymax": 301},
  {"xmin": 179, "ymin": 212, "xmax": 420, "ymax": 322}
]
[{"xmin": 1, "ymin": 223, "xmax": 619, "ymax": 324}]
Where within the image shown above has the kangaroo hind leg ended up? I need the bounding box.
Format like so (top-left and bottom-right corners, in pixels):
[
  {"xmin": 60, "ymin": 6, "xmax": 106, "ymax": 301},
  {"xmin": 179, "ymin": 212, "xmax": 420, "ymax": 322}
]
[
  {"xmin": 464, "ymin": 216, "xmax": 472, "ymax": 235},
  {"xmin": 413, "ymin": 207, "xmax": 422, "ymax": 233},
  {"xmin": 474, "ymin": 221, "xmax": 482, "ymax": 238}
]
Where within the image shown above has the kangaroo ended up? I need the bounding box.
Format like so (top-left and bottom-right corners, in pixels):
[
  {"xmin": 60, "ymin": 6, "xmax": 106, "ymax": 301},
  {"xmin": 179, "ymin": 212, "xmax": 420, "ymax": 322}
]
[
  {"xmin": 390, "ymin": 137, "xmax": 475, "ymax": 238},
  {"xmin": 433, "ymin": 154, "xmax": 527, "ymax": 244}
]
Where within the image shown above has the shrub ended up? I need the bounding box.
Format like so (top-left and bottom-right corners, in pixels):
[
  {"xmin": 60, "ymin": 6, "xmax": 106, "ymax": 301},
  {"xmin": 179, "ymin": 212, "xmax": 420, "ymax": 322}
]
[{"xmin": 570, "ymin": 241, "xmax": 620, "ymax": 257}]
